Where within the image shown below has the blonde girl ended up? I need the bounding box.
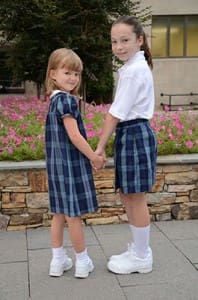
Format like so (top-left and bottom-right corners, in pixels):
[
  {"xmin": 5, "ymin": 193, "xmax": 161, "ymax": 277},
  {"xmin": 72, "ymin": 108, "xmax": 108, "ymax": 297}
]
[{"xmin": 45, "ymin": 48, "xmax": 104, "ymax": 278}]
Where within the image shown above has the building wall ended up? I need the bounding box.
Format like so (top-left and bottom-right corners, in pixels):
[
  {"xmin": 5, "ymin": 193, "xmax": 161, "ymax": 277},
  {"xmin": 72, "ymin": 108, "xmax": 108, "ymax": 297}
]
[{"xmin": 140, "ymin": 0, "xmax": 198, "ymax": 110}]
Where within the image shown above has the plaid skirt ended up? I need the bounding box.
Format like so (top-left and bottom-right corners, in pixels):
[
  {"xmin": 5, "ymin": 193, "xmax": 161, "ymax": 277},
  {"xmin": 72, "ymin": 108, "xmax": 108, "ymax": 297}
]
[{"xmin": 114, "ymin": 119, "xmax": 157, "ymax": 194}]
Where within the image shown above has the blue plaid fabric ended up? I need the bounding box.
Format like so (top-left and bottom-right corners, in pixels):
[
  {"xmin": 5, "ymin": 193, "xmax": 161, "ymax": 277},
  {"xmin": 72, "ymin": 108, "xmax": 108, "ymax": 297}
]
[
  {"xmin": 114, "ymin": 119, "xmax": 157, "ymax": 194},
  {"xmin": 45, "ymin": 92, "xmax": 98, "ymax": 217}
]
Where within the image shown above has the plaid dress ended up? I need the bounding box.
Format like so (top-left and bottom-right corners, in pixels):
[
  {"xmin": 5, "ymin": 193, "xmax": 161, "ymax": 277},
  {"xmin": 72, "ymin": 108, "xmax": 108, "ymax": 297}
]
[
  {"xmin": 114, "ymin": 119, "xmax": 157, "ymax": 194},
  {"xmin": 45, "ymin": 91, "xmax": 98, "ymax": 217}
]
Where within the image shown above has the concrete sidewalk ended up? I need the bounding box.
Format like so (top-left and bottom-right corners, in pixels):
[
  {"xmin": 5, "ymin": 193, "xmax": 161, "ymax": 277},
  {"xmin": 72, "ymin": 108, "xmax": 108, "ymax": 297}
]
[{"xmin": 0, "ymin": 220, "xmax": 198, "ymax": 300}]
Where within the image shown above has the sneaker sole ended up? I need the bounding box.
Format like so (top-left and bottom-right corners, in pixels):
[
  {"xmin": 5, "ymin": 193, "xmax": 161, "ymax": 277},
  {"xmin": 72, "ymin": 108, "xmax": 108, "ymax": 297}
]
[
  {"xmin": 107, "ymin": 262, "xmax": 152, "ymax": 275},
  {"xmin": 49, "ymin": 261, "xmax": 73, "ymax": 277}
]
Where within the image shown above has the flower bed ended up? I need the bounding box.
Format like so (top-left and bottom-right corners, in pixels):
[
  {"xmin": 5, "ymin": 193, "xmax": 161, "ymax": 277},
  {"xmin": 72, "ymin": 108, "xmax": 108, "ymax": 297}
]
[{"xmin": 0, "ymin": 96, "xmax": 198, "ymax": 161}]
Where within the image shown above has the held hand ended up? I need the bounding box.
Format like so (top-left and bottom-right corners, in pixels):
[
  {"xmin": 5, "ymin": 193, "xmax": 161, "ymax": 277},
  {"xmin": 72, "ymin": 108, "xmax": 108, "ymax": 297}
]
[
  {"xmin": 92, "ymin": 154, "xmax": 106, "ymax": 171},
  {"xmin": 95, "ymin": 148, "xmax": 107, "ymax": 167}
]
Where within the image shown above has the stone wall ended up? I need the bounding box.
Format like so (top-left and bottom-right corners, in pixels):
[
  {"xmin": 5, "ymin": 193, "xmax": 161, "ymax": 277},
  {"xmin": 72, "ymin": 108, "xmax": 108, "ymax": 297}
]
[{"xmin": 0, "ymin": 155, "xmax": 198, "ymax": 230}]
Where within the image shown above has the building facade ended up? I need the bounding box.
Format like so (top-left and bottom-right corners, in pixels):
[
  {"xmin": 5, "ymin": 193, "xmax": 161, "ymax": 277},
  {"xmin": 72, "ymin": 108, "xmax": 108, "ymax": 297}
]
[{"xmin": 141, "ymin": 0, "xmax": 198, "ymax": 110}]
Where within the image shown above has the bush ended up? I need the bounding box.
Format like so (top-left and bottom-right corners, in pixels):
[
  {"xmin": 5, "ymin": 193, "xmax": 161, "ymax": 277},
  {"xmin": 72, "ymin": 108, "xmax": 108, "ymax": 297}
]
[{"xmin": 0, "ymin": 96, "xmax": 198, "ymax": 161}]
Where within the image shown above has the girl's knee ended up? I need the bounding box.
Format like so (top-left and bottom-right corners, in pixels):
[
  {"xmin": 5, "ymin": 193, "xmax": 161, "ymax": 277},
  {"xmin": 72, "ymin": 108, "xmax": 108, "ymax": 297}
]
[
  {"xmin": 52, "ymin": 213, "xmax": 65, "ymax": 221},
  {"xmin": 65, "ymin": 215, "xmax": 81, "ymax": 225}
]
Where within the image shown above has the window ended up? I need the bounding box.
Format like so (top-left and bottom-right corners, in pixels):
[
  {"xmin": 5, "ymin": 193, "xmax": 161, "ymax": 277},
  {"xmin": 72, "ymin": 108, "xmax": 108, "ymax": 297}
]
[{"xmin": 152, "ymin": 15, "xmax": 198, "ymax": 57}]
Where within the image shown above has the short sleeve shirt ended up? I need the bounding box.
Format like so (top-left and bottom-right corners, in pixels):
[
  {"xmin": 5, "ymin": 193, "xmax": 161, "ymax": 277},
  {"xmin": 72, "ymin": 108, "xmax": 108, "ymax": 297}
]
[{"xmin": 109, "ymin": 51, "xmax": 155, "ymax": 121}]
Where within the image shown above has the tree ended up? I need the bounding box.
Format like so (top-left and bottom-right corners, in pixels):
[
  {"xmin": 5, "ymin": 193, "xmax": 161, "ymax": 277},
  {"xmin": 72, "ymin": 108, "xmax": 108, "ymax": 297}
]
[{"xmin": 0, "ymin": 0, "xmax": 151, "ymax": 101}]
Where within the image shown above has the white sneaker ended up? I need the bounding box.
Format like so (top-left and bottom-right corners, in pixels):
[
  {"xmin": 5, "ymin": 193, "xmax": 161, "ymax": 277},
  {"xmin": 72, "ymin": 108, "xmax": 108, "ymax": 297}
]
[
  {"xmin": 107, "ymin": 247, "xmax": 153, "ymax": 274},
  {"xmin": 49, "ymin": 255, "xmax": 73, "ymax": 277},
  {"xmin": 109, "ymin": 243, "xmax": 135, "ymax": 261},
  {"xmin": 75, "ymin": 258, "xmax": 94, "ymax": 278}
]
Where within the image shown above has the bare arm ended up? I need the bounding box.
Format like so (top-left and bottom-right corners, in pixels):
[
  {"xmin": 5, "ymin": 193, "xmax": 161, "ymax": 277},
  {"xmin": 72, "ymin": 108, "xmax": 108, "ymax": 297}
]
[
  {"xmin": 63, "ymin": 116, "xmax": 104, "ymax": 169},
  {"xmin": 96, "ymin": 112, "xmax": 120, "ymax": 153}
]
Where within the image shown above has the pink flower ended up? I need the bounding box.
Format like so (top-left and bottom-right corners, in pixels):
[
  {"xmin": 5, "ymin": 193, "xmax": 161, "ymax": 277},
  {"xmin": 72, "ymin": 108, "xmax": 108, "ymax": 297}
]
[
  {"xmin": 186, "ymin": 141, "xmax": 193, "ymax": 148},
  {"xmin": 164, "ymin": 105, "xmax": 170, "ymax": 112},
  {"xmin": 158, "ymin": 139, "xmax": 163, "ymax": 144},
  {"xmin": 187, "ymin": 129, "xmax": 192, "ymax": 135},
  {"xmin": 169, "ymin": 134, "xmax": 175, "ymax": 140},
  {"xmin": 20, "ymin": 124, "xmax": 27, "ymax": 130},
  {"xmin": 16, "ymin": 136, "xmax": 22, "ymax": 146},
  {"xmin": 85, "ymin": 123, "xmax": 93, "ymax": 130},
  {"xmin": 86, "ymin": 113, "xmax": 94, "ymax": 120},
  {"xmin": 87, "ymin": 131, "xmax": 97, "ymax": 138},
  {"xmin": 7, "ymin": 146, "xmax": 13, "ymax": 153},
  {"xmin": 3, "ymin": 137, "xmax": 9, "ymax": 144},
  {"xmin": 10, "ymin": 113, "xmax": 23, "ymax": 120},
  {"xmin": 24, "ymin": 137, "xmax": 33, "ymax": 142}
]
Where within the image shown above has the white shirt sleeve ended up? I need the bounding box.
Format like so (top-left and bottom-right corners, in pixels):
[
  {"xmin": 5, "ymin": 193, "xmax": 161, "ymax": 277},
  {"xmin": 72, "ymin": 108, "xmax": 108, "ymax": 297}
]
[{"xmin": 109, "ymin": 75, "xmax": 141, "ymax": 121}]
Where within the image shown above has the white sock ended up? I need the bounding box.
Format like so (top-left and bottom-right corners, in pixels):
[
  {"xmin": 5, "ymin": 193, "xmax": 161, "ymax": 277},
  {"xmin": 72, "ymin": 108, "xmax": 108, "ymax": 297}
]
[
  {"xmin": 129, "ymin": 224, "xmax": 150, "ymax": 259},
  {"xmin": 75, "ymin": 248, "xmax": 89, "ymax": 264},
  {"xmin": 52, "ymin": 246, "xmax": 65, "ymax": 262}
]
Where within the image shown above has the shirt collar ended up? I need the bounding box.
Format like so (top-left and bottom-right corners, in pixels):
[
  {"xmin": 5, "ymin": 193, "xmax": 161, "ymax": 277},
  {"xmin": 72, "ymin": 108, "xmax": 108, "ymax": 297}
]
[{"xmin": 119, "ymin": 51, "xmax": 145, "ymax": 73}]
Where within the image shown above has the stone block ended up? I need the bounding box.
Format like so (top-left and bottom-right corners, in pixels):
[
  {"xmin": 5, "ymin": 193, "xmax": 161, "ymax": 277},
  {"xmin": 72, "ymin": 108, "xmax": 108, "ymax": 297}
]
[
  {"xmin": 86, "ymin": 216, "xmax": 119, "ymax": 225},
  {"xmin": 95, "ymin": 179, "xmax": 114, "ymax": 190},
  {"xmin": 190, "ymin": 189, "xmax": 198, "ymax": 202},
  {"xmin": 2, "ymin": 202, "xmax": 26, "ymax": 209},
  {"xmin": 0, "ymin": 171, "xmax": 28, "ymax": 186},
  {"xmin": 93, "ymin": 168, "xmax": 114, "ymax": 179},
  {"xmin": 29, "ymin": 170, "xmax": 48, "ymax": 192},
  {"xmin": 0, "ymin": 213, "xmax": 10, "ymax": 230},
  {"xmin": 147, "ymin": 192, "xmax": 176, "ymax": 205},
  {"xmin": 168, "ymin": 185, "xmax": 196, "ymax": 193},
  {"xmin": 149, "ymin": 205, "xmax": 171, "ymax": 214},
  {"xmin": 163, "ymin": 165, "xmax": 192, "ymax": 173},
  {"xmin": 152, "ymin": 174, "xmax": 165, "ymax": 192},
  {"xmin": 2, "ymin": 208, "xmax": 24, "ymax": 215},
  {"xmin": 26, "ymin": 192, "xmax": 49, "ymax": 208},
  {"xmin": 165, "ymin": 172, "xmax": 198, "ymax": 185},
  {"xmin": 10, "ymin": 213, "xmax": 43, "ymax": 226},
  {"xmin": 171, "ymin": 203, "xmax": 198, "ymax": 220},
  {"xmin": 155, "ymin": 212, "xmax": 172, "ymax": 221},
  {"xmin": 175, "ymin": 196, "xmax": 189, "ymax": 203}
]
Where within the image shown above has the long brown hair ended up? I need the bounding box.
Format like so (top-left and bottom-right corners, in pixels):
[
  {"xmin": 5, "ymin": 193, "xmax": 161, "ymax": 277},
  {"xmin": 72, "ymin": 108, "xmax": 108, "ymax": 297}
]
[
  {"xmin": 45, "ymin": 48, "xmax": 83, "ymax": 96},
  {"xmin": 112, "ymin": 15, "xmax": 153, "ymax": 69}
]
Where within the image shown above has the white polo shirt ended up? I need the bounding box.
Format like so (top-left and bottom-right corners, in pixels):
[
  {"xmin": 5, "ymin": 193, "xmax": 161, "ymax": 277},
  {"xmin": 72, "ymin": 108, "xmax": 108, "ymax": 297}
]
[{"xmin": 109, "ymin": 51, "xmax": 154, "ymax": 121}]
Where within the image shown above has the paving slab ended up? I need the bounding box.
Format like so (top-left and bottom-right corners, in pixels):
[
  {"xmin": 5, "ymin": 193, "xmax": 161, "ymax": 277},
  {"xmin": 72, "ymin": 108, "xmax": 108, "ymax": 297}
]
[
  {"xmin": 27, "ymin": 226, "xmax": 98, "ymax": 250},
  {"xmin": 28, "ymin": 246, "xmax": 125, "ymax": 300},
  {"xmin": 0, "ymin": 231, "xmax": 27, "ymax": 263},
  {"xmin": 0, "ymin": 220, "xmax": 198, "ymax": 300},
  {"xmin": 173, "ymin": 239, "xmax": 198, "ymax": 264},
  {"xmin": 0, "ymin": 262, "xmax": 29, "ymax": 300},
  {"xmin": 123, "ymin": 280, "xmax": 198, "ymax": 300},
  {"xmin": 155, "ymin": 220, "xmax": 198, "ymax": 239}
]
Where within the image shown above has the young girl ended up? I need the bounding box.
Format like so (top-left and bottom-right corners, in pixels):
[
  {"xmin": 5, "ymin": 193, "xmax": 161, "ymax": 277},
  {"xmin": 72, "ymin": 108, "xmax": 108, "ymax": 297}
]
[
  {"xmin": 45, "ymin": 48, "xmax": 104, "ymax": 278},
  {"xmin": 96, "ymin": 16, "xmax": 157, "ymax": 274}
]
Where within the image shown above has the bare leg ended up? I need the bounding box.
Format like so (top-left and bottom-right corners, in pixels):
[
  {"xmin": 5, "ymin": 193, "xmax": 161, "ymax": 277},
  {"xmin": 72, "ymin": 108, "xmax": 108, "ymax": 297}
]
[
  {"xmin": 120, "ymin": 192, "xmax": 150, "ymax": 227},
  {"xmin": 107, "ymin": 192, "xmax": 152, "ymax": 273},
  {"xmin": 65, "ymin": 216, "xmax": 85, "ymax": 253},
  {"xmin": 49, "ymin": 213, "xmax": 73, "ymax": 277},
  {"xmin": 120, "ymin": 192, "xmax": 151, "ymax": 258},
  {"xmin": 51, "ymin": 213, "xmax": 65, "ymax": 248}
]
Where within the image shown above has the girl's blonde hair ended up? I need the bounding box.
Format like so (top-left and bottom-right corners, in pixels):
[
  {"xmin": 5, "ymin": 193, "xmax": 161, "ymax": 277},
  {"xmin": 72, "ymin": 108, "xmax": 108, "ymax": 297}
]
[{"xmin": 45, "ymin": 48, "xmax": 83, "ymax": 96}]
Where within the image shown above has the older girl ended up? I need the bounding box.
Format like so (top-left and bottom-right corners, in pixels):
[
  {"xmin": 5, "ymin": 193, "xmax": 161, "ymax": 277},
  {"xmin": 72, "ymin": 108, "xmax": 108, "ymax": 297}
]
[{"xmin": 96, "ymin": 16, "xmax": 157, "ymax": 274}]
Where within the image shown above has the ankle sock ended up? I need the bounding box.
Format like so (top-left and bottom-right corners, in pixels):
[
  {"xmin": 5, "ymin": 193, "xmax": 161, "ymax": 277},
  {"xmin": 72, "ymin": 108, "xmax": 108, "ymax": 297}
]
[
  {"xmin": 52, "ymin": 246, "xmax": 66, "ymax": 262},
  {"xmin": 75, "ymin": 248, "xmax": 90, "ymax": 264},
  {"xmin": 129, "ymin": 224, "xmax": 150, "ymax": 259}
]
